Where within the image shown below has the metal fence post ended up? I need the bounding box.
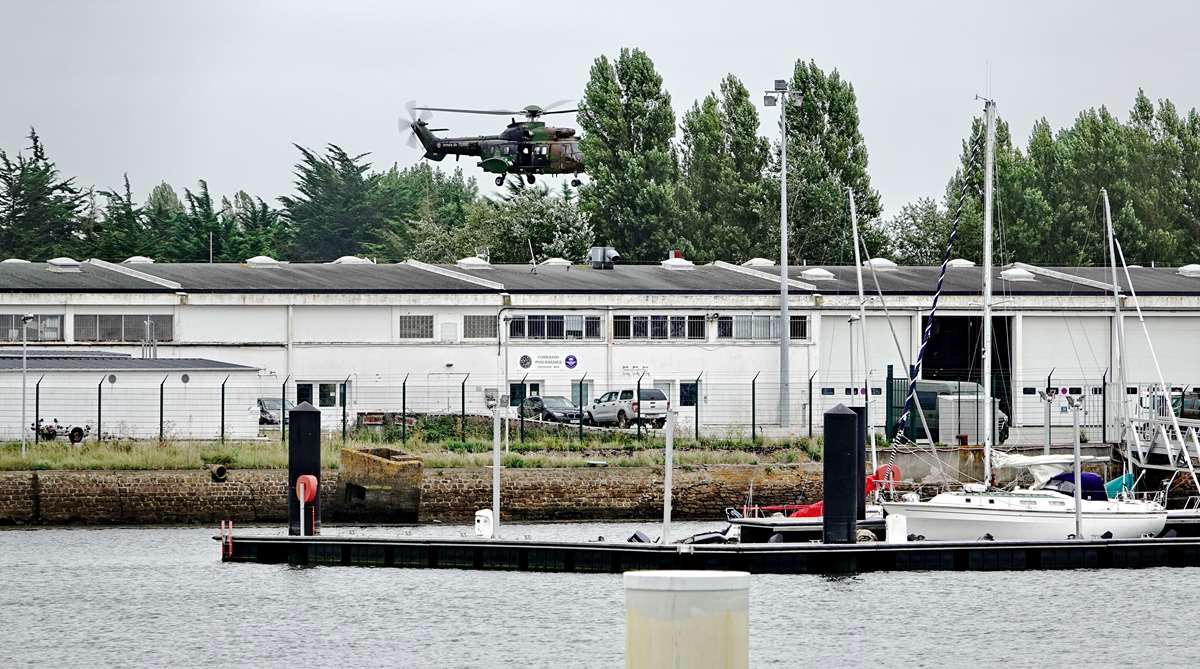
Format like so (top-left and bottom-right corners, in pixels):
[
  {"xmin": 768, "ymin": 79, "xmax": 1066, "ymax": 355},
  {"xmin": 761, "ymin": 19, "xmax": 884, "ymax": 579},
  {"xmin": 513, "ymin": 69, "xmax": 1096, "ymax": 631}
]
[
  {"xmin": 220, "ymin": 375, "xmax": 228, "ymax": 443},
  {"xmin": 159, "ymin": 375, "xmax": 167, "ymax": 442},
  {"xmin": 460, "ymin": 373, "xmax": 469, "ymax": 442},
  {"xmin": 281, "ymin": 374, "xmax": 291, "ymax": 443},
  {"xmin": 401, "ymin": 373, "xmax": 408, "ymax": 444},
  {"xmin": 577, "ymin": 372, "xmax": 588, "ymax": 443},
  {"xmin": 808, "ymin": 371, "xmax": 816, "ymax": 439},
  {"xmin": 518, "ymin": 371, "xmax": 528, "ymax": 444},
  {"xmin": 34, "ymin": 376, "xmax": 43, "ymax": 444},
  {"xmin": 341, "ymin": 374, "xmax": 350, "ymax": 443},
  {"xmin": 1101, "ymin": 368, "xmax": 1108, "ymax": 444},
  {"xmin": 636, "ymin": 372, "xmax": 645, "ymax": 439},
  {"xmin": 694, "ymin": 373, "xmax": 702, "ymax": 441},
  {"xmin": 751, "ymin": 372, "xmax": 759, "ymax": 443},
  {"xmin": 97, "ymin": 376, "xmax": 104, "ymax": 441},
  {"xmin": 885, "ymin": 364, "xmax": 894, "ymax": 437}
]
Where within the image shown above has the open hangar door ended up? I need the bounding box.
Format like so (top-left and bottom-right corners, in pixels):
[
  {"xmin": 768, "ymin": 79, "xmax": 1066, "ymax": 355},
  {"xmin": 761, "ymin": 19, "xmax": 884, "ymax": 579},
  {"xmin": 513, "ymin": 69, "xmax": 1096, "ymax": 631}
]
[{"xmin": 919, "ymin": 315, "xmax": 1013, "ymax": 420}]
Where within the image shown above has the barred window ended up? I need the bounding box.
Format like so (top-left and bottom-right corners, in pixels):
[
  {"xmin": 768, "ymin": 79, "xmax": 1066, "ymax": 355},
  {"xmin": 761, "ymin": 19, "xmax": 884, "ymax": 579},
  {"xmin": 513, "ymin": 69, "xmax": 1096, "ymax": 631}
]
[
  {"xmin": 585, "ymin": 316, "xmax": 602, "ymax": 338},
  {"xmin": 717, "ymin": 316, "xmax": 733, "ymax": 339},
  {"xmin": 733, "ymin": 315, "xmax": 753, "ymax": 340},
  {"xmin": 0, "ymin": 314, "xmax": 65, "ymax": 342},
  {"xmin": 397, "ymin": 315, "xmax": 434, "ymax": 339},
  {"xmin": 613, "ymin": 315, "xmax": 631, "ymax": 339},
  {"xmin": 565, "ymin": 315, "xmax": 584, "ymax": 339},
  {"xmin": 72, "ymin": 314, "xmax": 172, "ymax": 342},
  {"xmin": 528, "ymin": 315, "xmax": 546, "ymax": 338},
  {"xmin": 632, "ymin": 316, "xmax": 649, "ymax": 338},
  {"xmin": 669, "ymin": 316, "xmax": 686, "ymax": 339},
  {"xmin": 511, "ymin": 314, "xmax": 603, "ymax": 340},
  {"xmin": 790, "ymin": 315, "xmax": 808, "ymax": 340},
  {"xmin": 687, "ymin": 315, "xmax": 705, "ymax": 340},
  {"xmin": 464, "ymin": 315, "xmax": 498, "ymax": 339},
  {"xmin": 650, "ymin": 315, "xmax": 668, "ymax": 340},
  {"xmin": 508, "ymin": 316, "xmax": 526, "ymax": 338}
]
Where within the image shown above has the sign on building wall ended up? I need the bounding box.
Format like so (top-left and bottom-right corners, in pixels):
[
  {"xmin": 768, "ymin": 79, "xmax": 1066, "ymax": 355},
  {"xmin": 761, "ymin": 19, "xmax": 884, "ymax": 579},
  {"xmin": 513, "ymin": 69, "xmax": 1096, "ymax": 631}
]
[{"xmin": 515, "ymin": 353, "xmax": 581, "ymax": 370}]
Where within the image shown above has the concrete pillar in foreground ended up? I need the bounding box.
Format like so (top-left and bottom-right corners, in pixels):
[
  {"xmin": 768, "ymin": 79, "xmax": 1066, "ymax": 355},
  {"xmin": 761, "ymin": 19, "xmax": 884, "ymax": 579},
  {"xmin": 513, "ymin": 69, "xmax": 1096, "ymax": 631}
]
[
  {"xmin": 625, "ymin": 570, "xmax": 749, "ymax": 669},
  {"xmin": 288, "ymin": 401, "xmax": 321, "ymax": 536},
  {"xmin": 822, "ymin": 404, "xmax": 857, "ymax": 544}
]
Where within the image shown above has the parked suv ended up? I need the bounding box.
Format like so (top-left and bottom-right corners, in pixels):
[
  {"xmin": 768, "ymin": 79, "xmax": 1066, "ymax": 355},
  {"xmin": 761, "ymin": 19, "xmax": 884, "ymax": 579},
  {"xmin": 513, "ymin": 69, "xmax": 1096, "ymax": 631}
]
[
  {"xmin": 519, "ymin": 395, "xmax": 581, "ymax": 423},
  {"xmin": 586, "ymin": 388, "xmax": 669, "ymax": 428}
]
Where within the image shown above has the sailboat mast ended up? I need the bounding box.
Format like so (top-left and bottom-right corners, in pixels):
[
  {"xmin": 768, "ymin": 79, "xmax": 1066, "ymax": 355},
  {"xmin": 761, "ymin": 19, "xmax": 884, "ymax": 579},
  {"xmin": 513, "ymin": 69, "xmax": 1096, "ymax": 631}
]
[
  {"xmin": 981, "ymin": 100, "xmax": 997, "ymax": 485},
  {"xmin": 1102, "ymin": 190, "xmax": 1128, "ymax": 461},
  {"xmin": 848, "ymin": 189, "xmax": 877, "ymax": 471}
]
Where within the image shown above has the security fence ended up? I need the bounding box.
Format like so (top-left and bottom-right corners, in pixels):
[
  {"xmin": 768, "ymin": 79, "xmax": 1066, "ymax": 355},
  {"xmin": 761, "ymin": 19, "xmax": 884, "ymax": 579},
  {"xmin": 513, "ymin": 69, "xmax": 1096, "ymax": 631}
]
[{"xmin": 1, "ymin": 369, "xmax": 1191, "ymax": 446}]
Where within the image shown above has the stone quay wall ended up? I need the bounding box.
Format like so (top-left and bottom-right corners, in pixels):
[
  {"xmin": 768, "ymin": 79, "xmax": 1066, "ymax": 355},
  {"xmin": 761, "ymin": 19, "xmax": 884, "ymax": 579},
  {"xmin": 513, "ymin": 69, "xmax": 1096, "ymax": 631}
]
[{"xmin": 0, "ymin": 464, "xmax": 821, "ymax": 525}]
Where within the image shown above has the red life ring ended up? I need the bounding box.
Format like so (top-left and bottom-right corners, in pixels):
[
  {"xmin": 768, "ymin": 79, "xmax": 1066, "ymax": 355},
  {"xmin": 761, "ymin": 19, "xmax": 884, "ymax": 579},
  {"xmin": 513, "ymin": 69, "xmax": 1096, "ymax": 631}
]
[{"xmin": 295, "ymin": 474, "xmax": 318, "ymax": 503}]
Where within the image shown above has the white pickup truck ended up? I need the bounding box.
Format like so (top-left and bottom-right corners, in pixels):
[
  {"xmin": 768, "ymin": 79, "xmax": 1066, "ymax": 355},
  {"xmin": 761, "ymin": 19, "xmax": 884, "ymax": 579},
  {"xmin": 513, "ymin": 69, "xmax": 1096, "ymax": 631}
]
[{"xmin": 586, "ymin": 388, "xmax": 670, "ymax": 428}]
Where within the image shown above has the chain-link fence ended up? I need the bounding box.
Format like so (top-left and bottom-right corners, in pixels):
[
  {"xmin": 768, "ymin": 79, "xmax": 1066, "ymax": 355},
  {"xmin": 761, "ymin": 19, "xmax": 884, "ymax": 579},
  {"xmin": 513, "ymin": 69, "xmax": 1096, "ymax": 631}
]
[{"xmin": 3, "ymin": 369, "xmax": 1190, "ymax": 445}]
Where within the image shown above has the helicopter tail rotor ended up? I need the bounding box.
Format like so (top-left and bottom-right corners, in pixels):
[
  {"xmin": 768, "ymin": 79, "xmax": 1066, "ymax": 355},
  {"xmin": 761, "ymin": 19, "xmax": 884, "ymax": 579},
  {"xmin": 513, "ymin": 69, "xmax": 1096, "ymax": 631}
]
[{"xmin": 401, "ymin": 100, "xmax": 435, "ymax": 148}]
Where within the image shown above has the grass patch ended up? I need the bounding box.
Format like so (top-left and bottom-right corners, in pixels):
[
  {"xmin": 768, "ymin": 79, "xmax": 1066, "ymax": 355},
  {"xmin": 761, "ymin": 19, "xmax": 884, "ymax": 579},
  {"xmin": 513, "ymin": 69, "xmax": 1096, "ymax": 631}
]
[{"xmin": 0, "ymin": 439, "xmax": 341, "ymax": 471}]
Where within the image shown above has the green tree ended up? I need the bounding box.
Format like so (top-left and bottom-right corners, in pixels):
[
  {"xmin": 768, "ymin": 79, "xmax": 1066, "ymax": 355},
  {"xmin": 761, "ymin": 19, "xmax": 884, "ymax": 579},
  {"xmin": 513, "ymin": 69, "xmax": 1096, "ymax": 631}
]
[
  {"xmin": 364, "ymin": 163, "xmax": 480, "ymax": 261},
  {"xmin": 783, "ymin": 60, "xmax": 885, "ymax": 264},
  {"xmin": 222, "ymin": 191, "xmax": 289, "ymax": 260},
  {"xmin": 578, "ymin": 48, "xmax": 680, "ymax": 261},
  {"xmin": 886, "ymin": 198, "xmax": 952, "ymax": 265},
  {"xmin": 280, "ymin": 144, "xmax": 395, "ymax": 261},
  {"xmin": 94, "ymin": 175, "xmax": 152, "ymax": 260},
  {"xmin": 678, "ymin": 75, "xmax": 773, "ymax": 262},
  {"xmin": 0, "ymin": 129, "xmax": 86, "ymax": 259}
]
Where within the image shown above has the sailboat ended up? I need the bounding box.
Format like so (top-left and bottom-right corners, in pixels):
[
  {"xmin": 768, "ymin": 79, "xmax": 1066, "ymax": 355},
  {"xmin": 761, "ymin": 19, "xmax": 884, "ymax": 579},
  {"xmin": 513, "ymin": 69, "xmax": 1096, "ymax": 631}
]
[{"xmin": 881, "ymin": 99, "xmax": 1166, "ymax": 541}]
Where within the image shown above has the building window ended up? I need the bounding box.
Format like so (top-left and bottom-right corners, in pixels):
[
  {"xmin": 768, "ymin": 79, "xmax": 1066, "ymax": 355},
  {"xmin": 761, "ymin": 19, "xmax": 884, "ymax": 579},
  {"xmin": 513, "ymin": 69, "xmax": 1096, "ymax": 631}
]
[
  {"xmin": 715, "ymin": 314, "xmax": 804, "ymax": 342},
  {"xmin": 318, "ymin": 383, "xmax": 337, "ymax": 407},
  {"xmin": 397, "ymin": 315, "xmax": 434, "ymax": 339},
  {"xmin": 614, "ymin": 314, "xmax": 707, "ymax": 341},
  {"xmin": 464, "ymin": 315, "xmax": 497, "ymax": 339},
  {"xmin": 509, "ymin": 314, "xmax": 603, "ymax": 340},
  {"xmin": 508, "ymin": 317, "xmax": 526, "ymax": 339},
  {"xmin": 789, "ymin": 315, "xmax": 808, "ymax": 340},
  {"xmin": 680, "ymin": 382, "xmax": 699, "ymax": 407},
  {"xmin": 73, "ymin": 314, "xmax": 172, "ymax": 342},
  {"xmin": 650, "ymin": 315, "xmax": 668, "ymax": 339},
  {"xmin": 0, "ymin": 314, "xmax": 65, "ymax": 342}
]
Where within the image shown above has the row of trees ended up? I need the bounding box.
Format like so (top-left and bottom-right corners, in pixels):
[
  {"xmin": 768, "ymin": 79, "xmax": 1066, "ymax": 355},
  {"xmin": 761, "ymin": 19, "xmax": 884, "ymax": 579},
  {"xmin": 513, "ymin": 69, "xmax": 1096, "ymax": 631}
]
[{"xmin": 2, "ymin": 50, "xmax": 1199, "ymax": 266}]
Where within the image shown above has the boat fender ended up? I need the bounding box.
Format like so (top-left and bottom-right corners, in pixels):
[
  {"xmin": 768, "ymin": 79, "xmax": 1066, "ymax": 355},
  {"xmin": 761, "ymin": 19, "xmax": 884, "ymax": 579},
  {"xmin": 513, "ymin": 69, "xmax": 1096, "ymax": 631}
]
[
  {"xmin": 855, "ymin": 529, "xmax": 876, "ymax": 543},
  {"xmin": 767, "ymin": 533, "xmax": 784, "ymax": 543}
]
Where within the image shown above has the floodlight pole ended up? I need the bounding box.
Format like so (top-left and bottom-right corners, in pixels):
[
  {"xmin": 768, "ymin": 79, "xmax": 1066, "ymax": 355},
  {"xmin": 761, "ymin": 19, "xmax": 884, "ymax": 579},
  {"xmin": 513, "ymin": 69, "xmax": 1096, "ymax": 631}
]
[{"xmin": 765, "ymin": 79, "xmax": 796, "ymax": 430}]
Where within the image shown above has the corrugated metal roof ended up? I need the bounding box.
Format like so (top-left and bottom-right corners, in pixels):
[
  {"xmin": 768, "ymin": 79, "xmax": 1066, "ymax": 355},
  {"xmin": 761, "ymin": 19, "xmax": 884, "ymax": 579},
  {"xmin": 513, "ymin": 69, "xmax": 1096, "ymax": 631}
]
[
  {"xmin": 0, "ymin": 349, "xmax": 255, "ymax": 371},
  {"xmin": 1, "ymin": 260, "xmax": 1198, "ymax": 296}
]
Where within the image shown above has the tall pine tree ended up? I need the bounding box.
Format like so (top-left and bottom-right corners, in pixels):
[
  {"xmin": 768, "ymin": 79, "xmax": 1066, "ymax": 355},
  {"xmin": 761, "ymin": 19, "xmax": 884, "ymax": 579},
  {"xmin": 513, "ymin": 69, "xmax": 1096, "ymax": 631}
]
[{"xmin": 0, "ymin": 129, "xmax": 86, "ymax": 259}]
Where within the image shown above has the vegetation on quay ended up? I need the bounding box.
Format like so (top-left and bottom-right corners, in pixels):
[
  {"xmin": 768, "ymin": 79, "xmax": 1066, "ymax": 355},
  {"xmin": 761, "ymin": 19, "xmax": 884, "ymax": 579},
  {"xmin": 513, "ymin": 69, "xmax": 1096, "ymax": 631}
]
[{"xmin": 0, "ymin": 432, "xmax": 822, "ymax": 472}]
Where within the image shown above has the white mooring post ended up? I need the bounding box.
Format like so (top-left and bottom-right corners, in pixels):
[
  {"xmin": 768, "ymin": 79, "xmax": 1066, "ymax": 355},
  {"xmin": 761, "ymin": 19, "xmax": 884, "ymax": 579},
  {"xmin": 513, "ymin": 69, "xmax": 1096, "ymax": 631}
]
[{"xmin": 625, "ymin": 570, "xmax": 750, "ymax": 669}]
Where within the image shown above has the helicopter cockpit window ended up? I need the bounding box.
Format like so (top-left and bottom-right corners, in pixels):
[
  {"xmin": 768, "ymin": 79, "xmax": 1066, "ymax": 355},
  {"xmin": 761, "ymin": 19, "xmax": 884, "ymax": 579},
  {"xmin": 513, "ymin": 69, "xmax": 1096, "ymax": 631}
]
[{"xmin": 534, "ymin": 145, "xmax": 549, "ymax": 157}]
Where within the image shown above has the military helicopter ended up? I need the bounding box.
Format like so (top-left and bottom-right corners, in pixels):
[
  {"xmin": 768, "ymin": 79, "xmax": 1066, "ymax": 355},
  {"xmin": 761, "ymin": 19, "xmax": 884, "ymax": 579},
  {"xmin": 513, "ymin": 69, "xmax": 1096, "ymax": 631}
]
[{"xmin": 401, "ymin": 100, "xmax": 585, "ymax": 187}]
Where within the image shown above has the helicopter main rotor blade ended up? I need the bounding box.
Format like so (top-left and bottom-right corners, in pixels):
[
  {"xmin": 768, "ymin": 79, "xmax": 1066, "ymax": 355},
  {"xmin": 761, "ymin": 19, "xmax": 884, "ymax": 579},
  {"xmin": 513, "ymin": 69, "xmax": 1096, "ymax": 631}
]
[
  {"xmin": 539, "ymin": 109, "xmax": 578, "ymax": 115},
  {"xmin": 413, "ymin": 106, "xmax": 525, "ymax": 116},
  {"xmin": 540, "ymin": 99, "xmax": 575, "ymax": 113}
]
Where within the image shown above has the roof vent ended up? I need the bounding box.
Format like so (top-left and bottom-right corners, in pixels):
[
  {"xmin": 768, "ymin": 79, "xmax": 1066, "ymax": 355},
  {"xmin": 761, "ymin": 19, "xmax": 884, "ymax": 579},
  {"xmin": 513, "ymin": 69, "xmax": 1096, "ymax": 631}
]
[
  {"xmin": 1000, "ymin": 267, "xmax": 1036, "ymax": 282},
  {"xmin": 587, "ymin": 246, "xmax": 620, "ymax": 270},
  {"xmin": 245, "ymin": 255, "xmax": 280, "ymax": 267},
  {"xmin": 47, "ymin": 257, "xmax": 82, "ymax": 273},
  {"xmin": 1178, "ymin": 264, "xmax": 1200, "ymax": 278},
  {"xmin": 1, "ymin": 258, "xmax": 30, "ymax": 264},
  {"xmin": 864, "ymin": 257, "xmax": 897, "ymax": 271},
  {"xmin": 123, "ymin": 255, "xmax": 154, "ymax": 264},
  {"xmin": 331, "ymin": 255, "xmax": 373, "ymax": 265},
  {"xmin": 661, "ymin": 250, "xmax": 694, "ymax": 271},
  {"xmin": 539, "ymin": 257, "xmax": 571, "ymax": 268},
  {"xmin": 801, "ymin": 267, "xmax": 836, "ymax": 281},
  {"xmin": 456, "ymin": 255, "xmax": 492, "ymax": 270},
  {"xmin": 947, "ymin": 258, "xmax": 975, "ymax": 268},
  {"xmin": 742, "ymin": 257, "xmax": 774, "ymax": 267}
]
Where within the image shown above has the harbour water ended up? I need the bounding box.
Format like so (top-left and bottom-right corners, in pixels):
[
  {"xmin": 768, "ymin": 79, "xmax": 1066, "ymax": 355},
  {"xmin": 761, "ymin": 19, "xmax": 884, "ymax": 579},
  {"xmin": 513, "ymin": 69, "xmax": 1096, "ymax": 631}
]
[{"xmin": 3, "ymin": 523, "xmax": 1198, "ymax": 668}]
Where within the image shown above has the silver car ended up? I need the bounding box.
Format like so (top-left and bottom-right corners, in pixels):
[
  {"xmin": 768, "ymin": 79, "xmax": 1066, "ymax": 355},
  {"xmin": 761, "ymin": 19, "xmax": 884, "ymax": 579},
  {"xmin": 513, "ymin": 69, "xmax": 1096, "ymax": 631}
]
[{"xmin": 587, "ymin": 388, "xmax": 670, "ymax": 428}]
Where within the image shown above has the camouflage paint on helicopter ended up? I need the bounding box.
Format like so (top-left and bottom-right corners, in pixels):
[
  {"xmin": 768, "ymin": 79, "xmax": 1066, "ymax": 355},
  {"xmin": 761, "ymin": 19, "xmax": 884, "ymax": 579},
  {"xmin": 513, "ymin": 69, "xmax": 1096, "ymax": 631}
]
[{"xmin": 403, "ymin": 101, "xmax": 585, "ymax": 186}]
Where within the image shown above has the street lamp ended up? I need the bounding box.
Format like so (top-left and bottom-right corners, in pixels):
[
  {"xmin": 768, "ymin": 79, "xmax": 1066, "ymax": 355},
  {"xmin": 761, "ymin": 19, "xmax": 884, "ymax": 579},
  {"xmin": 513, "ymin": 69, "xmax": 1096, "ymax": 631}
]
[
  {"xmin": 764, "ymin": 79, "xmax": 801, "ymax": 428},
  {"xmin": 20, "ymin": 314, "xmax": 34, "ymax": 458}
]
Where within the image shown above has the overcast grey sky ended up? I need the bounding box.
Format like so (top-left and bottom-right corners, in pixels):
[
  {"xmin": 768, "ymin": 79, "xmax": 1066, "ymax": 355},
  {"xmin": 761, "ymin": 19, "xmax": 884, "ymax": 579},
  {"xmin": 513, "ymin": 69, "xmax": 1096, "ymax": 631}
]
[{"xmin": 2, "ymin": 0, "xmax": 1197, "ymax": 217}]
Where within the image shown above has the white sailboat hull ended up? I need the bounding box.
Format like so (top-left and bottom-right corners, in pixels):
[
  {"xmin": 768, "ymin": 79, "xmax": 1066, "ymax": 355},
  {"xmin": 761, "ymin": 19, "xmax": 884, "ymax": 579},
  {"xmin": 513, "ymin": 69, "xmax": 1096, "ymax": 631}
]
[{"xmin": 884, "ymin": 493, "xmax": 1165, "ymax": 541}]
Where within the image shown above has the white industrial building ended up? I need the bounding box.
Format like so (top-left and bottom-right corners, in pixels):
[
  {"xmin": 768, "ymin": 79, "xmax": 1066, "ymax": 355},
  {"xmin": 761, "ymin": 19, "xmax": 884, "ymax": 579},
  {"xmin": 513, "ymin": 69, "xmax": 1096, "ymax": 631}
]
[{"xmin": 1, "ymin": 254, "xmax": 1199, "ymax": 442}]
